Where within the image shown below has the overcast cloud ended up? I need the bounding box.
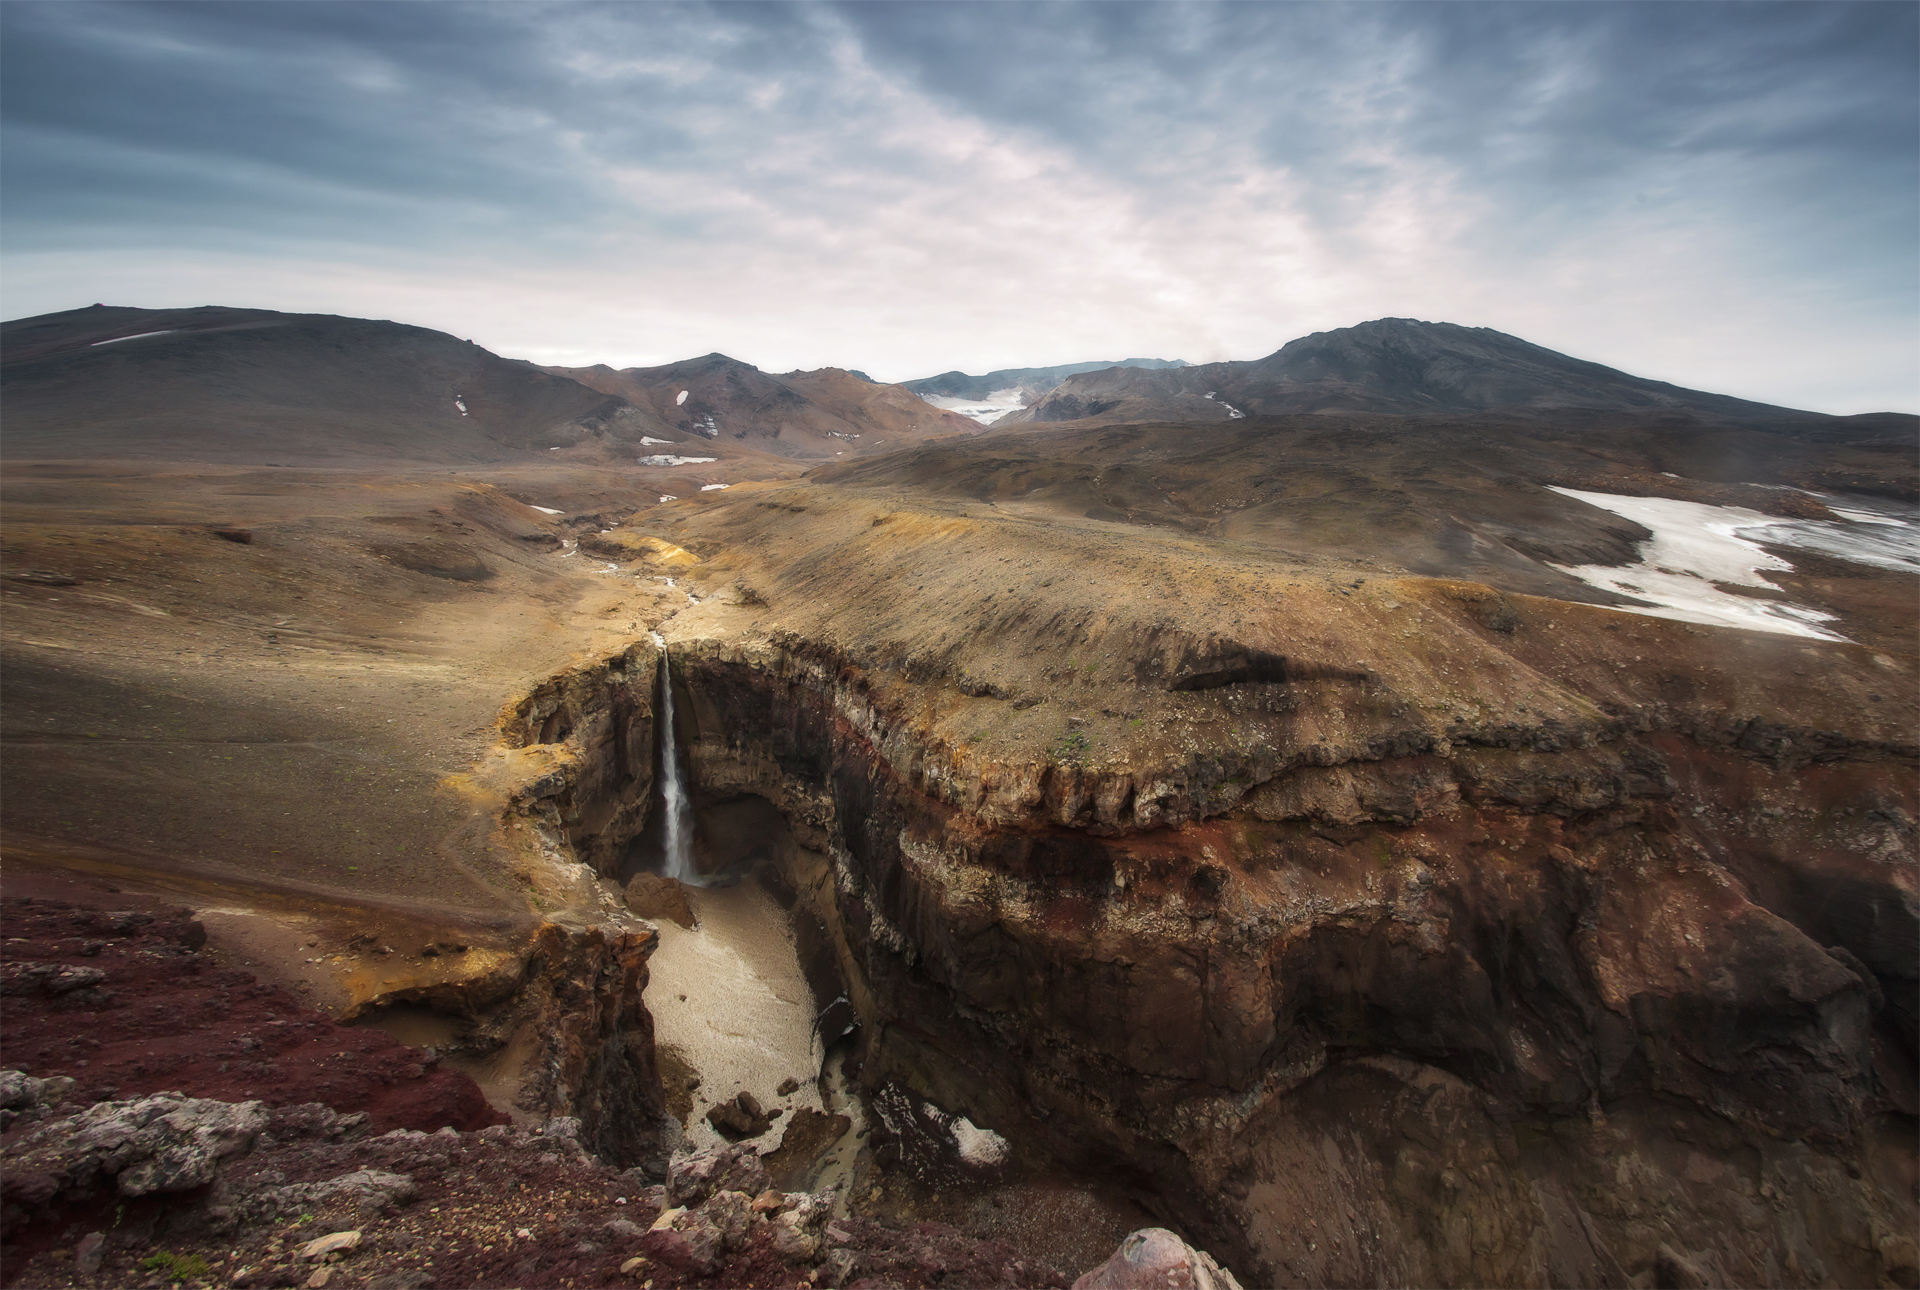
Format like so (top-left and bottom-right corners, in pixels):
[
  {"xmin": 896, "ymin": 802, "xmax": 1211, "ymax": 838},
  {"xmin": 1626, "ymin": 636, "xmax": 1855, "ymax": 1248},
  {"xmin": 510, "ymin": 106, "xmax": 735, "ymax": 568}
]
[{"xmin": 2, "ymin": 1, "xmax": 1913, "ymax": 412}]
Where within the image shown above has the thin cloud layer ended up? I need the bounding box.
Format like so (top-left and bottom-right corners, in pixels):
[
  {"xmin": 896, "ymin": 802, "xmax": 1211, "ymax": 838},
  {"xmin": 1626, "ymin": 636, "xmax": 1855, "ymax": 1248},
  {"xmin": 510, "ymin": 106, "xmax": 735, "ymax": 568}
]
[{"xmin": 2, "ymin": 1, "xmax": 1912, "ymax": 412}]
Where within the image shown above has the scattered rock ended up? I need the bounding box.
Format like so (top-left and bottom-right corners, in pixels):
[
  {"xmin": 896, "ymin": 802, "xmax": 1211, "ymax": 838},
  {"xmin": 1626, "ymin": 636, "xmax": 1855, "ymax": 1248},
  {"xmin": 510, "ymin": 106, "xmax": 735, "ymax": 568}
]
[
  {"xmin": 0, "ymin": 962, "xmax": 108, "ymax": 996},
  {"xmin": 364, "ymin": 1274, "xmax": 429, "ymax": 1290},
  {"xmin": 604, "ymin": 1217, "xmax": 645, "ymax": 1242},
  {"xmin": 763, "ymin": 1107, "xmax": 852, "ymax": 1190},
  {"xmin": 776, "ymin": 1076, "xmax": 801, "ymax": 1096},
  {"xmin": 641, "ymin": 1205, "xmax": 724, "ymax": 1274},
  {"xmin": 666, "ymin": 1143, "xmax": 770, "ymax": 1207},
  {"xmin": 1072, "ymin": 1228, "xmax": 1243, "ymax": 1290},
  {"xmin": 75, "ymin": 1231, "xmax": 105, "ymax": 1275},
  {"xmin": 820, "ymin": 1246, "xmax": 859, "ymax": 1287},
  {"xmin": 0, "ymin": 1069, "xmax": 75, "ymax": 1110},
  {"xmin": 297, "ymin": 1230, "xmax": 362, "ymax": 1261},
  {"xmin": 538, "ymin": 1115, "xmax": 584, "ymax": 1144},
  {"xmin": 770, "ymin": 1192, "xmax": 828, "ymax": 1263},
  {"xmin": 705, "ymin": 1090, "xmax": 776, "ymax": 1141},
  {"xmin": 250, "ymin": 1167, "xmax": 415, "ymax": 1223}
]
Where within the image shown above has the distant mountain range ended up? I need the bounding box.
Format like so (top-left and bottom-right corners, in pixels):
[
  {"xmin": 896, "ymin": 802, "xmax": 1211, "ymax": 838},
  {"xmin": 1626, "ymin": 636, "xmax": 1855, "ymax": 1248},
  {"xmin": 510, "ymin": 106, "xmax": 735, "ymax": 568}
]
[
  {"xmin": 901, "ymin": 358, "xmax": 1188, "ymax": 403},
  {"xmin": 7, "ymin": 307, "xmax": 1897, "ymax": 474},
  {"xmin": 998, "ymin": 319, "xmax": 1822, "ymax": 426}
]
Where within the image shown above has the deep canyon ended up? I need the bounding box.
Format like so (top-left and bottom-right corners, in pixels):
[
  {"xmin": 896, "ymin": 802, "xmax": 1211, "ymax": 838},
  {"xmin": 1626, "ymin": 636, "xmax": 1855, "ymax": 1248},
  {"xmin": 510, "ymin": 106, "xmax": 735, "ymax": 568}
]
[{"xmin": 2, "ymin": 307, "xmax": 1914, "ymax": 1288}]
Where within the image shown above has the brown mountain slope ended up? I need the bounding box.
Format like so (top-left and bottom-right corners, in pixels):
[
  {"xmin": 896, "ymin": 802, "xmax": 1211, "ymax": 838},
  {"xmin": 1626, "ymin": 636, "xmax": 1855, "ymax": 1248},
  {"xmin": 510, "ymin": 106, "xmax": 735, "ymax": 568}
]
[
  {"xmin": 809, "ymin": 408, "xmax": 1918, "ymax": 649},
  {"xmin": 545, "ymin": 354, "xmax": 982, "ymax": 460},
  {"xmin": 1002, "ymin": 317, "xmax": 1850, "ymax": 425},
  {"xmin": 0, "ymin": 305, "xmax": 671, "ymax": 466}
]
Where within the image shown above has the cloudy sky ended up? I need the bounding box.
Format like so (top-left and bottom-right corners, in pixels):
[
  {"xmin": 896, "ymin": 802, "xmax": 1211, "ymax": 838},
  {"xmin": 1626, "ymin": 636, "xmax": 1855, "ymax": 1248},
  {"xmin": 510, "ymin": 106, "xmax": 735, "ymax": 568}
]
[{"xmin": 3, "ymin": 1, "xmax": 1913, "ymax": 411}]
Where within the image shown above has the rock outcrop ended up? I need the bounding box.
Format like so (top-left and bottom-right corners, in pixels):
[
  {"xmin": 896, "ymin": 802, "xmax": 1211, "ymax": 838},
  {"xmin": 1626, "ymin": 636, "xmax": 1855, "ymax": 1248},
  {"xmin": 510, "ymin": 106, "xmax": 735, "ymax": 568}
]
[{"xmin": 1, "ymin": 1084, "xmax": 270, "ymax": 1228}]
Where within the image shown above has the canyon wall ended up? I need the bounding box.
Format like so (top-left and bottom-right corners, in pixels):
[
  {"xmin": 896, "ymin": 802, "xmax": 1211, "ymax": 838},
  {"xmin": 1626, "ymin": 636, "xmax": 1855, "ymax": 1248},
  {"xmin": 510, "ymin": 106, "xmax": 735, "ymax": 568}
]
[
  {"xmin": 628, "ymin": 627, "xmax": 1917, "ymax": 1287},
  {"xmin": 349, "ymin": 641, "xmax": 677, "ymax": 1172}
]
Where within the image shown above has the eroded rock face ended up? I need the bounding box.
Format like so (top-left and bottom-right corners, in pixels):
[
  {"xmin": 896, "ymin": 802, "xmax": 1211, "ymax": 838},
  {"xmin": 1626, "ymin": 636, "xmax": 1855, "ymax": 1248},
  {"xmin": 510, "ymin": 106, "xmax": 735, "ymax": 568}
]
[
  {"xmin": 482, "ymin": 919, "xmax": 672, "ymax": 1172},
  {"xmin": 500, "ymin": 639, "xmax": 658, "ymax": 877},
  {"xmin": 633, "ymin": 630, "xmax": 1916, "ymax": 1288}
]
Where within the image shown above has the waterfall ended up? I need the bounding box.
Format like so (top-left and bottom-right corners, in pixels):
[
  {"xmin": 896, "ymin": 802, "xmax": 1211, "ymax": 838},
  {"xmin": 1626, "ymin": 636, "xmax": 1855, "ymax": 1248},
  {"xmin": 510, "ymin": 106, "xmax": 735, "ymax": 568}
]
[{"xmin": 651, "ymin": 634, "xmax": 699, "ymax": 884}]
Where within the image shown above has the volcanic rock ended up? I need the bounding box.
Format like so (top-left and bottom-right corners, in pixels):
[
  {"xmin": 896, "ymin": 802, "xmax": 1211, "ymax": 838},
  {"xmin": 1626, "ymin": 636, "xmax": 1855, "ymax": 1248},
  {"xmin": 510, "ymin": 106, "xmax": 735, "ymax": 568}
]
[
  {"xmin": 1, "ymin": 1083, "xmax": 269, "ymax": 1218},
  {"xmin": 666, "ymin": 1142, "xmax": 771, "ymax": 1207}
]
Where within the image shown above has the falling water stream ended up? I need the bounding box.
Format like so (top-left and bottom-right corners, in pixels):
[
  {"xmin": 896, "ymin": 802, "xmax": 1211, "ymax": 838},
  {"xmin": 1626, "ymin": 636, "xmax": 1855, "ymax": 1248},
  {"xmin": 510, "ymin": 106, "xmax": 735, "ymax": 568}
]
[{"xmin": 651, "ymin": 633, "xmax": 699, "ymax": 885}]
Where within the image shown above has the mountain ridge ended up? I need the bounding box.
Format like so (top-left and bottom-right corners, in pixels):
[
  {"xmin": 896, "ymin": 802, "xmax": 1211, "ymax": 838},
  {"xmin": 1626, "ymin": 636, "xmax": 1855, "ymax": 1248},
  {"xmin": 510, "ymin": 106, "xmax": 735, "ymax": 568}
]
[
  {"xmin": 0, "ymin": 306, "xmax": 977, "ymax": 467},
  {"xmin": 998, "ymin": 317, "xmax": 1842, "ymax": 426},
  {"xmin": 542, "ymin": 353, "xmax": 981, "ymax": 459},
  {"xmin": 0, "ymin": 304, "xmax": 650, "ymax": 465}
]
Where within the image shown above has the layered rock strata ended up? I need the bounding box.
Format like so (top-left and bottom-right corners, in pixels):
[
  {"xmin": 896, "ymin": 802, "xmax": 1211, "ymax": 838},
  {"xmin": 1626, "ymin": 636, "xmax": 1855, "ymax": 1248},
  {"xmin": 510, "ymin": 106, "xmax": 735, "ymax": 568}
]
[{"xmin": 599, "ymin": 621, "xmax": 1919, "ymax": 1287}]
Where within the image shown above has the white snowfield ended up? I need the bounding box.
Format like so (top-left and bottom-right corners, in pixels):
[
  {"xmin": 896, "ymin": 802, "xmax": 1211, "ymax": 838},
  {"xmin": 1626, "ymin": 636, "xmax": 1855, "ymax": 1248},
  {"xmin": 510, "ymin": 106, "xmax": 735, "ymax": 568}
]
[
  {"xmin": 950, "ymin": 1115, "xmax": 1011, "ymax": 1167},
  {"xmin": 90, "ymin": 330, "xmax": 178, "ymax": 346},
  {"xmin": 639, "ymin": 436, "xmax": 674, "ymax": 446},
  {"xmin": 658, "ymin": 495, "xmax": 677, "ymax": 503},
  {"xmin": 675, "ymin": 389, "xmax": 689, "ymax": 406},
  {"xmin": 638, "ymin": 455, "xmax": 718, "ymax": 467},
  {"xmin": 528, "ymin": 504, "xmax": 564, "ymax": 515},
  {"xmin": 1735, "ymin": 491, "xmax": 1920, "ymax": 576},
  {"xmin": 1547, "ymin": 487, "xmax": 1852, "ymax": 640},
  {"xmin": 453, "ymin": 398, "xmax": 468, "ymax": 416},
  {"xmin": 701, "ymin": 483, "xmax": 729, "ymax": 491}
]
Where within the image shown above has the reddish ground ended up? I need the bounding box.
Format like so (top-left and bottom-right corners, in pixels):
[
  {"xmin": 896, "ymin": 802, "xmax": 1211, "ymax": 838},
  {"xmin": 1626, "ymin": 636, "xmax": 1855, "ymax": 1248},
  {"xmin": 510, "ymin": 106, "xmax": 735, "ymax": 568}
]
[{"xmin": 0, "ymin": 890, "xmax": 503, "ymax": 1136}]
